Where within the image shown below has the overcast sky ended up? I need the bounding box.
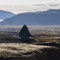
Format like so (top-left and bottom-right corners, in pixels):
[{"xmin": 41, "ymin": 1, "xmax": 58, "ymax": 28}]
[
  {"xmin": 0, "ymin": 0, "xmax": 60, "ymax": 5},
  {"xmin": 0, "ymin": 0, "xmax": 60, "ymax": 14}
]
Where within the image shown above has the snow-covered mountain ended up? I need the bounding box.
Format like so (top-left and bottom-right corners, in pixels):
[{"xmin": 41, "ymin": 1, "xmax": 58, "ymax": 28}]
[
  {"xmin": 0, "ymin": 10, "xmax": 15, "ymax": 22},
  {"xmin": 0, "ymin": 9, "xmax": 60, "ymax": 25}
]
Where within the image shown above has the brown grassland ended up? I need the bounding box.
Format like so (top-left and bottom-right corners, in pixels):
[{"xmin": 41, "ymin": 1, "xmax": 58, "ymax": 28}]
[{"xmin": 0, "ymin": 29, "xmax": 60, "ymax": 60}]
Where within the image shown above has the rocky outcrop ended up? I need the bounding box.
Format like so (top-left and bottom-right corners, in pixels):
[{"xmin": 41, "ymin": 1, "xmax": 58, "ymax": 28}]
[{"xmin": 18, "ymin": 25, "xmax": 35, "ymax": 43}]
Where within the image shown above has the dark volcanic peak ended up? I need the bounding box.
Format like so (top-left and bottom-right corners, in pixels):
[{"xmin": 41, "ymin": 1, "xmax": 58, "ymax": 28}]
[
  {"xmin": 18, "ymin": 25, "xmax": 35, "ymax": 43},
  {"xmin": 19, "ymin": 25, "xmax": 32, "ymax": 37}
]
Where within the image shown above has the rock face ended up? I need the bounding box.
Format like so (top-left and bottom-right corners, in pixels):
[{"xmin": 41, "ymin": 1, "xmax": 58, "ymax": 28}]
[{"xmin": 19, "ymin": 25, "xmax": 35, "ymax": 43}]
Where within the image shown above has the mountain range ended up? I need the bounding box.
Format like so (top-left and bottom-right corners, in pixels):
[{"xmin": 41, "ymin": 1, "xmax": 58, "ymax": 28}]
[{"xmin": 0, "ymin": 9, "xmax": 60, "ymax": 25}]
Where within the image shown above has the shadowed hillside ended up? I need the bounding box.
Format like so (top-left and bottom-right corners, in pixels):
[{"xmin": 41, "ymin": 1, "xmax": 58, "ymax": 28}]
[
  {"xmin": 0, "ymin": 10, "xmax": 15, "ymax": 21},
  {"xmin": 0, "ymin": 9, "xmax": 60, "ymax": 25}
]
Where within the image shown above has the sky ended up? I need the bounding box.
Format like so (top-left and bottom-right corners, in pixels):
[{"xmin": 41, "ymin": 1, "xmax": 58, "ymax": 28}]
[
  {"xmin": 0, "ymin": 0, "xmax": 60, "ymax": 5},
  {"xmin": 0, "ymin": 0, "xmax": 60, "ymax": 14}
]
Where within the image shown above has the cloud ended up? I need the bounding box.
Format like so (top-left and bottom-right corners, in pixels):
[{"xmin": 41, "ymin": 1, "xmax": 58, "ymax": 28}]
[
  {"xmin": 0, "ymin": 4, "xmax": 60, "ymax": 14},
  {"xmin": 0, "ymin": 5, "xmax": 50, "ymax": 14},
  {"xmin": 0, "ymin": 0, "xmax": 60, "ymax": 5}
]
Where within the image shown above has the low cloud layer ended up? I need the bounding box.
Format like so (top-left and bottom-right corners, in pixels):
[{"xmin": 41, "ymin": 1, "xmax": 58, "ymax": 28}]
[{"xmin": 0, "ymin": 4, "xmax": 60, "ymax": 14}]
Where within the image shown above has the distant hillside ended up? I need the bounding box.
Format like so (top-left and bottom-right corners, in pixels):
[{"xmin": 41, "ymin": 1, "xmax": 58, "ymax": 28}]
[
  {"xmin": 0, "ymin": 9, "xmax": 60, "ymax": 25},
  {"xmin": 0, "ymin": 10, "xmax": 15, "ymax": 22},
  {"xmin": 40, "ymin": 9, "xmax": 60, "ymax": 14}
]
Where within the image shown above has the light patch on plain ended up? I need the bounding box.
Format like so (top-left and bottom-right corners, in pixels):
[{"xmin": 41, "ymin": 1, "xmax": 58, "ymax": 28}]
[{"xmin": 0, "ymin": 43, "xmax": 51, "ymax": 54}]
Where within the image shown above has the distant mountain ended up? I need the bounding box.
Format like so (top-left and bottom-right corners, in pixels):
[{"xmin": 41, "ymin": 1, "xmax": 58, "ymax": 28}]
[
  {"xmin": 41, "ymin": 9, "xmax": 60, "ymax": 14},
  {"xmin": 0, "ymin": 9, "xmax": 60, "ymax": 25},
  {"xmin": 0, "ymin": 10, "xmax": 15, "ymax": 22}
]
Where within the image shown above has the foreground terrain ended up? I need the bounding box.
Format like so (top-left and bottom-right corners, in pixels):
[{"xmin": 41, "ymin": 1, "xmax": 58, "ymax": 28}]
[
  {"xmin": 0, "ymin": 43, "xmax": 59, "ymax": 60},
  {"xmin": 0, "ymin": 26, "xmax": 60, "ymax": 60}
]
